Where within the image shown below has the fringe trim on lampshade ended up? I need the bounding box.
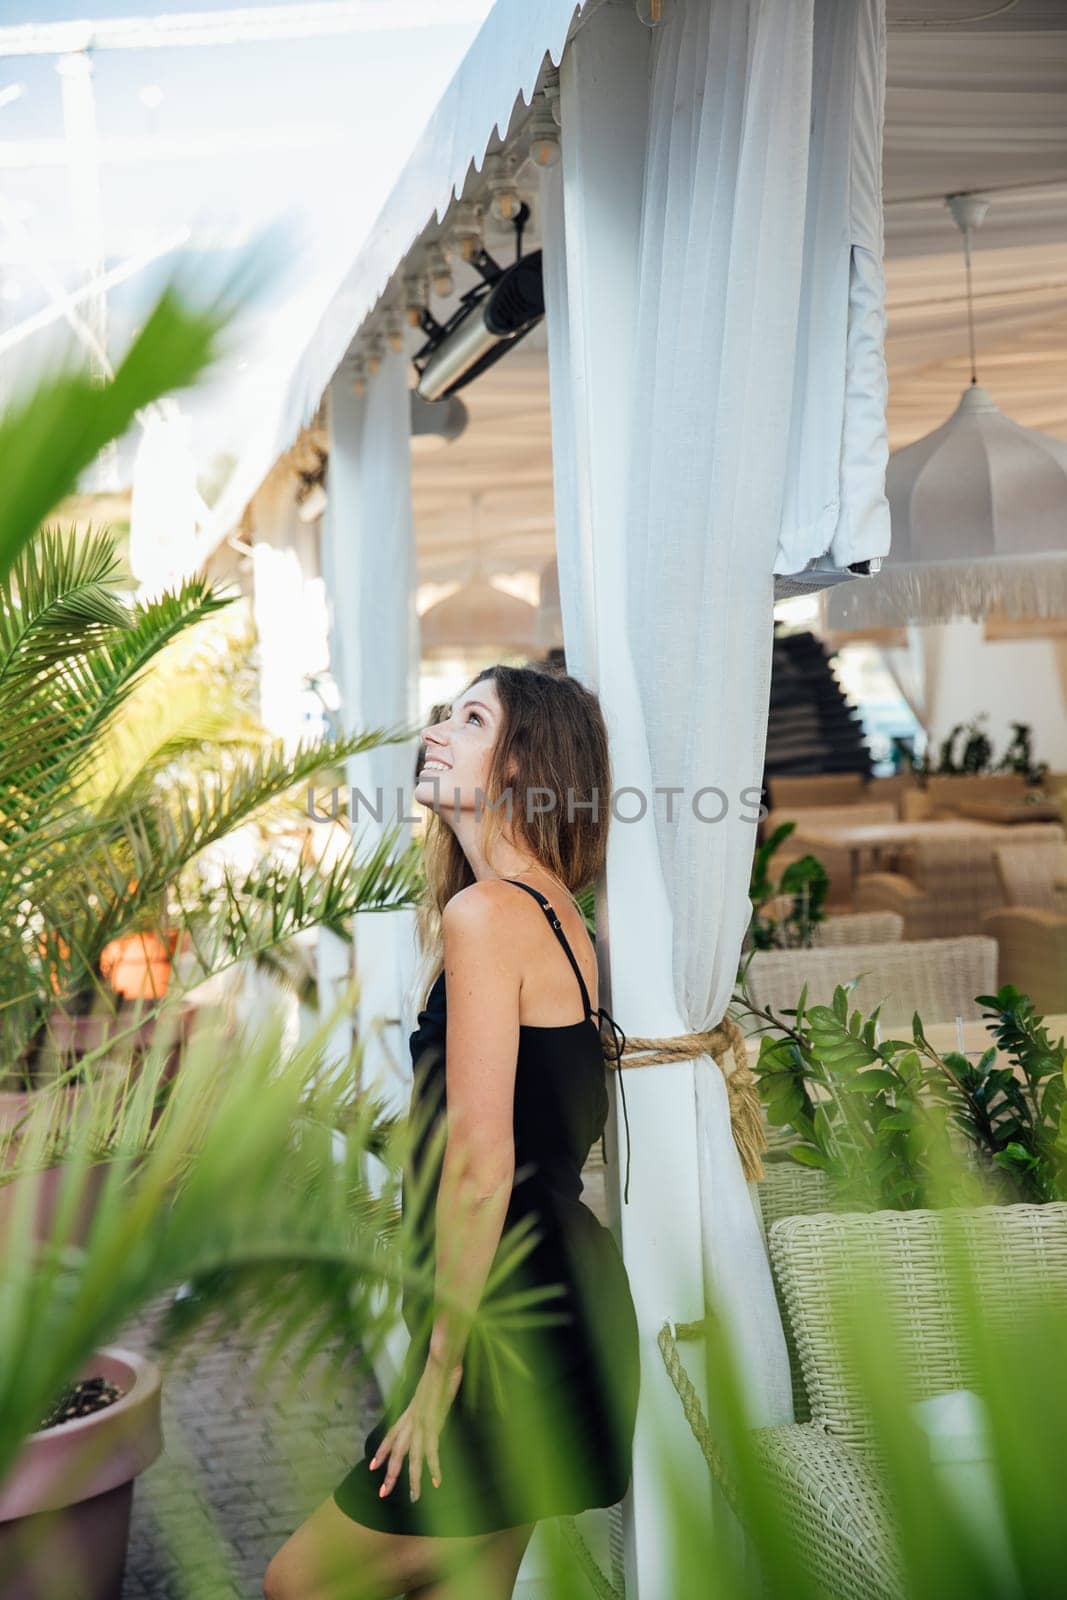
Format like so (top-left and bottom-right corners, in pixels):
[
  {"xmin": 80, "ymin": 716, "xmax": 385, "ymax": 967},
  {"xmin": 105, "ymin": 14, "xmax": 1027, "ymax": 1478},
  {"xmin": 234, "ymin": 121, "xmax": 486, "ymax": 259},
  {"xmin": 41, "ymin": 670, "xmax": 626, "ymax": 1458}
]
[{"xmin": 828, "ymin": 553, "xmax": 1067, "ymax": 629}]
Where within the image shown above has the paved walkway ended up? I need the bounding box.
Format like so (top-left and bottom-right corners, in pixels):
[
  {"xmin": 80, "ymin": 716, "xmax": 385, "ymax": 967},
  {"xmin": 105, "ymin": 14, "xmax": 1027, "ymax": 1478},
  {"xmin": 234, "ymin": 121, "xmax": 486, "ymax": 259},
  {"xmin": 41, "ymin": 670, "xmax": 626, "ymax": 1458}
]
[{"xmin": 119, "ymin": 1292, "xmax": 381, "ymax": 1600}]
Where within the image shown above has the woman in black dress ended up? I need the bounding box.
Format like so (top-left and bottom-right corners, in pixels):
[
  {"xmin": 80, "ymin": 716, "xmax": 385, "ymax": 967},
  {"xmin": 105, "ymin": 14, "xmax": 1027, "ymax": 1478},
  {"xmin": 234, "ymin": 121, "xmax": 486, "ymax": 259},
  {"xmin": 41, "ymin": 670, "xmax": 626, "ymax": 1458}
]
[{"xmin": 265, "ymin": 665, "xmax": 639, "ymax": 1600}]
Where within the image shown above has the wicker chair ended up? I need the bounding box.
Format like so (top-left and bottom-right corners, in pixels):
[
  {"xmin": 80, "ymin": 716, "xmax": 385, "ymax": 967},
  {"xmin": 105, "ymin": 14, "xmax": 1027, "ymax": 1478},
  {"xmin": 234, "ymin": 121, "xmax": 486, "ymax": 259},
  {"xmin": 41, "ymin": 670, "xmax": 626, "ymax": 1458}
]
[
  {"xmin": 980, "ymin": 842, "xmax": 1067, "ymax": 1013},
  {"xmin": 742, "ymin": 935, "xmax": 998, "ymax": 1031},
  {"xmin": 854, "ymin": 824, "xmax": 1065, "ymax": 940},
  {"xmin": 752, "ymin": 902, "xmax": 904, "ymax": 948},
  {"xmin": 993, "ymin": 840, "xmax": 1067, "ymax": 912},
  {"xmin": 813, "ymin": 912, "xmax": 904, "ymax": 947},
  {"xmin": 769, "ymin": 774, "xmax": 866, "ymax": 811},
  {"xmin": 750, "ymin": 1204, "xmax": 1067, "ymax": 1600}
]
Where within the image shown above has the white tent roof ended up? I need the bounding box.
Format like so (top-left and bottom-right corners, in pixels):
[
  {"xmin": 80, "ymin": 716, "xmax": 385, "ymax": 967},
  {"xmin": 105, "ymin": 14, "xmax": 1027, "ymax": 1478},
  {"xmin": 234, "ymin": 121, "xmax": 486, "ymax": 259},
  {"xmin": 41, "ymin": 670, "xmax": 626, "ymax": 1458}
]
[
  {"xmin": 211, "ymin": 0, "xmax": 1067, "ymax": 582},
  {"xmin": 200, "ymin": 0, "xmax": 590, "ymax": 547}
]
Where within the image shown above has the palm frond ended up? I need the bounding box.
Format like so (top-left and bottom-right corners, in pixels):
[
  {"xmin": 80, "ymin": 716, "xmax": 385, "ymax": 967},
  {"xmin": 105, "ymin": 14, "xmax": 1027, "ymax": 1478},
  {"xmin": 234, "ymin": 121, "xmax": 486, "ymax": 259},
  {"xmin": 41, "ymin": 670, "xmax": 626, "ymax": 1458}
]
[
  {"xmin": 0, "ymin": 285, "xmax": 233, "ymax": 584},
  {"xmin": 0, "ymin": 525, "xmax": 130, "ymax": 703}
]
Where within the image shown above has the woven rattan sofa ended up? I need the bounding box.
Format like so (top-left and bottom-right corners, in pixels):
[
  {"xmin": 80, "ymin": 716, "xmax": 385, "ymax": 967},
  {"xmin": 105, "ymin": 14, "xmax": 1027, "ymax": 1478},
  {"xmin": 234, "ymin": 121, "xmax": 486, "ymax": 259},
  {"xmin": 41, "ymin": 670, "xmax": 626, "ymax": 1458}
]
[
  {"xmin": 742, "ymin": 935, "xmax": 997, "ymax": 1031},
  {"xmin": 854, "ymin": 823, "xmax": 1064, "ymax": 940},
  {"xmin": 748, "ymin": 1203, "xmax": 1067, "ymax": 1600}
]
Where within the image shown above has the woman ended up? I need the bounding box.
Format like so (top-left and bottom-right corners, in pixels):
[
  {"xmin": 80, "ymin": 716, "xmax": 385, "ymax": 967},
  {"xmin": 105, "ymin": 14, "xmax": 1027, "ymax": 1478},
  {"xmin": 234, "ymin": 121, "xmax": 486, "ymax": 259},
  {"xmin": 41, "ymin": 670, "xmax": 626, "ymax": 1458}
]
[{"xmin": 265, "ymin": 664, "xmax": 640, "ymax": 1600}]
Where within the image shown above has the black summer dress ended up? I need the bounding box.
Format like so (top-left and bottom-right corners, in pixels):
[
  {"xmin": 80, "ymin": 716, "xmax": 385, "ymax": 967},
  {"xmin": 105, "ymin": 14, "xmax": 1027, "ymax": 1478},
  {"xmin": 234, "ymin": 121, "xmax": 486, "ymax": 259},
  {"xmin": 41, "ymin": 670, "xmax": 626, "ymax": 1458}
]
[{"xmin": 332, "ymin": 879, "xmax": 640, "ymax": 1536}]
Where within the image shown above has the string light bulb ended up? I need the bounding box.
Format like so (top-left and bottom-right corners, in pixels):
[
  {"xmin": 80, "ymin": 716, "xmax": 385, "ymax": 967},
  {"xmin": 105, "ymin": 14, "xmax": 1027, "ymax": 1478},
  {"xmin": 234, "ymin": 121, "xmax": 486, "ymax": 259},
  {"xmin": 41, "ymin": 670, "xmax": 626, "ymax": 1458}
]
[
  {"xmin": 446, "ymin": 199, "xmax": 484, "ymax": 264},
  {"xmin": 350, "ymin": 358, "xmax": 366, "ymax": 396},
  {"xmin": 484, "ymin": 153, "xmax": 522, "ymax": 225},
  {"xmin": 364, "ymin": 335, "xmax": 384, "ymax": 377},
  {"xmin": 527, "ymin": 104, "xmax": 560, "ymax": 169},
  {"xmin": 385, "ymin": 312, "xmax": 405, "ymax": 355},
  {"xmin": 426, "ymin": 244, "xmax": 453, "ymax": 299},
  {"xmin": 635, "ymin": 0, "xmax": 668, "ymax": 24},
  {"xmin": 403, "ymin": 271, "xmax": 428, "ymax": 327}
]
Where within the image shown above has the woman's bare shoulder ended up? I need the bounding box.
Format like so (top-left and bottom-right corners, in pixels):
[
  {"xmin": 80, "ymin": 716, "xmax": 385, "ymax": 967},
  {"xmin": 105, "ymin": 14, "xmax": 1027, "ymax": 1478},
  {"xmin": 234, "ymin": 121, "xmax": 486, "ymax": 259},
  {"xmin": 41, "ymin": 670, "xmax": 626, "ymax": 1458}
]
[{"xmin": 442, "ymin": 879, "xmax": 529, "ymax": 938}]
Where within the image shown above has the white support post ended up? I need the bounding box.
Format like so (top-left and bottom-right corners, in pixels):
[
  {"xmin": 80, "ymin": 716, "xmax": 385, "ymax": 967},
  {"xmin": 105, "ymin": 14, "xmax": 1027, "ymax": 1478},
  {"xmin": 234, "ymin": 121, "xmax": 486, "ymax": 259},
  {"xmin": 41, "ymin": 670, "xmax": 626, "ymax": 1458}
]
[
  {"xmin": 324, "ymin": 358, "xmax": 418, "ymax": 1121},
  {"xmin": 555, "ymin": 11, "xmax": 713, "ymax": 1596}
]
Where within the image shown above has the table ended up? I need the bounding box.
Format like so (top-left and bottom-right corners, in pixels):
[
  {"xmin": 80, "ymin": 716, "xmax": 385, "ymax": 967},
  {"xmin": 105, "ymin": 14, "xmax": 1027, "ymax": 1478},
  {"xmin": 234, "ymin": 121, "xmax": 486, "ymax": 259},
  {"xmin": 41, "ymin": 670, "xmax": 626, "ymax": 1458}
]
[{"xmin": 791, "ymin": 818, "xmax": 999, "ymax": 882}]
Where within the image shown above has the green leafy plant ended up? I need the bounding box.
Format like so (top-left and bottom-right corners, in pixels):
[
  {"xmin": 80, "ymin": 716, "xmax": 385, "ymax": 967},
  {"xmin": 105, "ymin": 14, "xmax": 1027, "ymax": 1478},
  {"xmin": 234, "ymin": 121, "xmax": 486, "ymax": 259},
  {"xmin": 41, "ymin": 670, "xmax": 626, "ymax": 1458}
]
[
  {"xmin": 997, "ymin": 720, "xmax": 1049, "ymax": 786},
  {"xmin": 740, "ymin": 977, "xmax": 1067, "ymax": 1209},
  {"xmin": 747, "ymin": 821, "xmax": 829, "ymax": 951},
  {"xmin": 909, "ymin": 715, "xmax": 1048, "ymax": 786},
  {"xmin": 0, "ymin": 521, "xmax": 424, "ymax": 1090}
]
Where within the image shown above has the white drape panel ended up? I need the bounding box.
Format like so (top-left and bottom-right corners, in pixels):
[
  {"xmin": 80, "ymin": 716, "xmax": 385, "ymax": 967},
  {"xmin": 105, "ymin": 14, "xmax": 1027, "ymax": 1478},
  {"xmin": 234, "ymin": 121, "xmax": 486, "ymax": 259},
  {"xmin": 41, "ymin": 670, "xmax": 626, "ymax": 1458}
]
[
  {"xmin": 775, "ymin": 0, "xmax": 890, "ymax": 575},
  {"xmin": 627, "ymin": 0, "xmax": 832, "ymax": 1430},
  {"xmin": 545, "ymin": 0, "xmax": 888, "ymax": 1437},
  {"xmin": 323, "ymin": 354, "xmax": 419, "ymax": 1112}
]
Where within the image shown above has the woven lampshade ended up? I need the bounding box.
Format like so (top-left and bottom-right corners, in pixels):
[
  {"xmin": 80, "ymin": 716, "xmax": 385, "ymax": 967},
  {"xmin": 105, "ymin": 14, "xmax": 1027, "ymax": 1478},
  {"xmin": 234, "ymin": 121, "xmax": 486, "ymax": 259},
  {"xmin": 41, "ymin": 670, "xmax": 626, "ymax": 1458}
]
[{"xmin": 827, "ymin": 383, "xmax": 1067, "ymax": 629}]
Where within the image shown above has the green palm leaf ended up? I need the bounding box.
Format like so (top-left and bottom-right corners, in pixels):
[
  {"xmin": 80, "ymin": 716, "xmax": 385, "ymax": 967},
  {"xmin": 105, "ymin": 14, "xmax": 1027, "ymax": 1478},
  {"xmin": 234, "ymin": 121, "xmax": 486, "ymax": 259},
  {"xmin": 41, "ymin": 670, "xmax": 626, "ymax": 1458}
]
[{"xmin": 0, "ymin": 285, "xmax": 233, "ymax": 584}]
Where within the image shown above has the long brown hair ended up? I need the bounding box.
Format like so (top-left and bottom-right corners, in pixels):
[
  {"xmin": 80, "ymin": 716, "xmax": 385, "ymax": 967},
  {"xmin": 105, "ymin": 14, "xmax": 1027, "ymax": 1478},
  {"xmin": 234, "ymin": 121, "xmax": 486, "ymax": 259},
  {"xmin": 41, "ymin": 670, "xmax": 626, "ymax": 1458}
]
[{"xmin": 413, "ymin": 664, "xmax": 611, "ymax": 1009}]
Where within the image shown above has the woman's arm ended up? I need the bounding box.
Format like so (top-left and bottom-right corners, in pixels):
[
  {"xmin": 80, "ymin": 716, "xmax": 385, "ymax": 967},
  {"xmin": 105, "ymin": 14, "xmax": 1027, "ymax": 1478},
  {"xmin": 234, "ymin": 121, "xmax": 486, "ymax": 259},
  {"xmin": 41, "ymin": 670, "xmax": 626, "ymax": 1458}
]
[{"xmin": 373, "ymin": 883, "xmax": 521, "ymax": 1501}]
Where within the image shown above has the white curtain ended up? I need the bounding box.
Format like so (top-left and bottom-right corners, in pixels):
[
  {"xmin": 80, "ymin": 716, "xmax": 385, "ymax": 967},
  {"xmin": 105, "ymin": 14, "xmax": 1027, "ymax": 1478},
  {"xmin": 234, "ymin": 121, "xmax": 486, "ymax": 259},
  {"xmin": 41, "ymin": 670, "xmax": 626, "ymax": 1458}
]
[
  {"xmin": 777, "ymin": 0, "xmax": 891, "ymax": 575},
  {"xmin": 544, "ymin": 0, "xmax": 888, "ymax": 1432},
  {"xmin": 322, "ymin": 354, "xmax": 419, "ymax": 1111}
]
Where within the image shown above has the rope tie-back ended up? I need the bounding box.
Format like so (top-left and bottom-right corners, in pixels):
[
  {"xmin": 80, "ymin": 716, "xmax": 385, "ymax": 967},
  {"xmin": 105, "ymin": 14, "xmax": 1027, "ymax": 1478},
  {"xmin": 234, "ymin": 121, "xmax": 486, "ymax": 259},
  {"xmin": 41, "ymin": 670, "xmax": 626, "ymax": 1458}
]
[
  {"xmin": 657, "ymin": 1318, "xmax": 740, "ymax": 1513},
  {"xmin": 599, "ymin": 1014, "xmax": 767, "ymax": 1184},
  {"xmin": 560, "ymin": 1318, "xmax": 731, "ymax": 1599}
]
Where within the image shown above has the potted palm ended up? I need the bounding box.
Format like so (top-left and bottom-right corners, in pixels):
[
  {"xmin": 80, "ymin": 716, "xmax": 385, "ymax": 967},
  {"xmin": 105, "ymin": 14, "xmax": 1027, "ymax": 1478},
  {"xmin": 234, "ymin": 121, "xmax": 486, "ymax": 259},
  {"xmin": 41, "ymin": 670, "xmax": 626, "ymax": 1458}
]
[{"xmin": 0, "ymin": 275, "xmax": 426, "ymax": 1598}]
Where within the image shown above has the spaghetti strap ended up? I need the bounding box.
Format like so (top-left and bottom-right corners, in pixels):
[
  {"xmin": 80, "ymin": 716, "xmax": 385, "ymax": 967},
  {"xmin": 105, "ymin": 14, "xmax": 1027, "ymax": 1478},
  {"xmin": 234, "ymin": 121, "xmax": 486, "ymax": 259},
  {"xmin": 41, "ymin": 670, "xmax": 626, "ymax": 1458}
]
[
  {"xmin": 502, "ymin": 878, "xmax": 593, "ymax": 1022},
  {"xmin": 503, "ymin": 878, "xmax": 632, "ymax": 1202}
]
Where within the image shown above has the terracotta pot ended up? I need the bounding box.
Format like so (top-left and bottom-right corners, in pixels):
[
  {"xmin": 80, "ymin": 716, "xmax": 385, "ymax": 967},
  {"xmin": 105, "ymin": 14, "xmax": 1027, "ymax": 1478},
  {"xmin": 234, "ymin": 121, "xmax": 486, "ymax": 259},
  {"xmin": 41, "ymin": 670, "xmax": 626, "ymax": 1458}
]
[
  {"xmin": 0, "ymin": 1078, "xmax": 120, "ymax": 1251},
  {"xmin": 0, "ymin": 1348, "xmax": 163, "ymax": 1600},
  {"xmin": 99, "ymin": 934, "xmax": 173, "ymax": 1002}
]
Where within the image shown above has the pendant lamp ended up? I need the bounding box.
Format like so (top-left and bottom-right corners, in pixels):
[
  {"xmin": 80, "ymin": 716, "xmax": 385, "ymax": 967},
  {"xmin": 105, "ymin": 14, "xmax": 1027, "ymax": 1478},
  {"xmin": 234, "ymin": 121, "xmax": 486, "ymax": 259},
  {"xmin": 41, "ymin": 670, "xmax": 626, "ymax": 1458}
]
[
  {"xmin": 827, "ymin": 193, "xmax": 1067, "ymax": 630},
  {"xmin": 419, "ymin": 494, "xmax": 538, "ymax": 660}
]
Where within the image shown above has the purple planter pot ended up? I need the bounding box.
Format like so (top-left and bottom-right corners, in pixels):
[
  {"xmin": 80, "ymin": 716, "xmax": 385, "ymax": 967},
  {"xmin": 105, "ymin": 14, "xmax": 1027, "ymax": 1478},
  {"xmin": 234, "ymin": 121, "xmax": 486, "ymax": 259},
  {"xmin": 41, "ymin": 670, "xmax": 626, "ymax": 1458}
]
[{"xmin": 0, "ymin": 1348, "xmax": 163, "ymax": 1600}]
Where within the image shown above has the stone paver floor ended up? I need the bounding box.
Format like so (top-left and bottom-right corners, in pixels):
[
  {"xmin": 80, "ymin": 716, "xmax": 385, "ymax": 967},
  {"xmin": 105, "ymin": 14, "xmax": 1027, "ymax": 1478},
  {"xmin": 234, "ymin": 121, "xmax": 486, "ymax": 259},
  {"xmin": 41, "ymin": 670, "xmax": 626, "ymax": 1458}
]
[{"xmin": 118, "ymin": 1291, "xmax": 381, "ymax": 1600}]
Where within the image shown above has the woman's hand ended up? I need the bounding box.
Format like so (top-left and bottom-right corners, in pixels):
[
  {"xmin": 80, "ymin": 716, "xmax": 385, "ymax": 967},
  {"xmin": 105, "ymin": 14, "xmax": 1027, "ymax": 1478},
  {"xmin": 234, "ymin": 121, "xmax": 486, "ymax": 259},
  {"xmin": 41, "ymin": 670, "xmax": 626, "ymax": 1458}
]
[{"xmin": 370, "ymin": 1352, "xmax": 464, "ymax": 1502}]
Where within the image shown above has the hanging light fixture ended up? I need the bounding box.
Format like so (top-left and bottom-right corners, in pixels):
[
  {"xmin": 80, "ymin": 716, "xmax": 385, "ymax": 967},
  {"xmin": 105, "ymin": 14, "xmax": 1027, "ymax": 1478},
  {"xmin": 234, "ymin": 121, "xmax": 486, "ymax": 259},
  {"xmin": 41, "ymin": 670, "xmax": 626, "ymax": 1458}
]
[
  {"xmin": 419, "ymin": 494, "xmax": 538, "ymax": 660},
  {"xmin": 827, "ymin": 192, "xmax": 1067, "ymax": 630}
]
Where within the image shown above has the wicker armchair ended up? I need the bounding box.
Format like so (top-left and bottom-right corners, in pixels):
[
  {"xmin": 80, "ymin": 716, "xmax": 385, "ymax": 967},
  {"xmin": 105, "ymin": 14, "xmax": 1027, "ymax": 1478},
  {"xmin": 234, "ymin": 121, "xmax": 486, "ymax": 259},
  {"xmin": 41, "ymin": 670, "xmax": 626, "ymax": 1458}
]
[
  {"xmin": 854, "ymin": 824, "xmax": 1064, "ymax": 940},
  {"xmin": 993, "ymin": 840, "xmax": 1067, "ymax": 912},
  {"xmin": 980, "ymin": 840, "xmax": 1067, "ymax": 1011},
  {"xmin": 750, "ymin": 1205, "xmax": 1067, "ymax": 1600},
  {"xmin": 813, "ymin": 912, "xmax": 904, "ymax": 947},
  {"xmin": 752, "ymin": 902, "xmax": 904, "ymax": 948},
  {"xmin": 742, "ymin": 935, "xmax": 998, "ymax": 1031}
]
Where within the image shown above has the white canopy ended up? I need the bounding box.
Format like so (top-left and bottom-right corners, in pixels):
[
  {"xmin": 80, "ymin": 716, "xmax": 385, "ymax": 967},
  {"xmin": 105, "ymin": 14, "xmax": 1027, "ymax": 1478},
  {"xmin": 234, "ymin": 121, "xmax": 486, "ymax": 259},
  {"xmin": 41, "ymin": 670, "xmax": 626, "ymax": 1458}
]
[{"xmin": 204, "ymin": 0, "xmax": 1067, "ymax": 580}]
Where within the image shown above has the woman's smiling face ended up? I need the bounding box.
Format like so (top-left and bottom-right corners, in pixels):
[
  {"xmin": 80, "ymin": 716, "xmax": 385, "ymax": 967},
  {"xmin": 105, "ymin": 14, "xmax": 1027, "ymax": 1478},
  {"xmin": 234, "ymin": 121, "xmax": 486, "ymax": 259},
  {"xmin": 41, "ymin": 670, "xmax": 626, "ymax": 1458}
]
[{"xmin": 415, "ymin": 679, "xmax": 506, "ymax": 817}]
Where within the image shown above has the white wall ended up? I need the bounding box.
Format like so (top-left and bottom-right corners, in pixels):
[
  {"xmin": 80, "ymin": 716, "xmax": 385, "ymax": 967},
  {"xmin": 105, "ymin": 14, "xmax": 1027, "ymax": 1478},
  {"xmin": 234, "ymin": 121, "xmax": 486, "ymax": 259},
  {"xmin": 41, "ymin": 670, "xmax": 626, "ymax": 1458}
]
[{"xmin": 929, "ymin": 619, "xmax": 1067, "ymax": 773}]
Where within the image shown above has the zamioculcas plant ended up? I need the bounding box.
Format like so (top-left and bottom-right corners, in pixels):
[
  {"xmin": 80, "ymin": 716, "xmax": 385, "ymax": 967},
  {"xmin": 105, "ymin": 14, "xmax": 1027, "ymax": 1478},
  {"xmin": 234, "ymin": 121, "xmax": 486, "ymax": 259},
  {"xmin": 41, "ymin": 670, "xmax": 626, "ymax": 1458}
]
[{"xmin": 740, "ymin": 979, "xmax": 1067, "ymax": 1210}]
